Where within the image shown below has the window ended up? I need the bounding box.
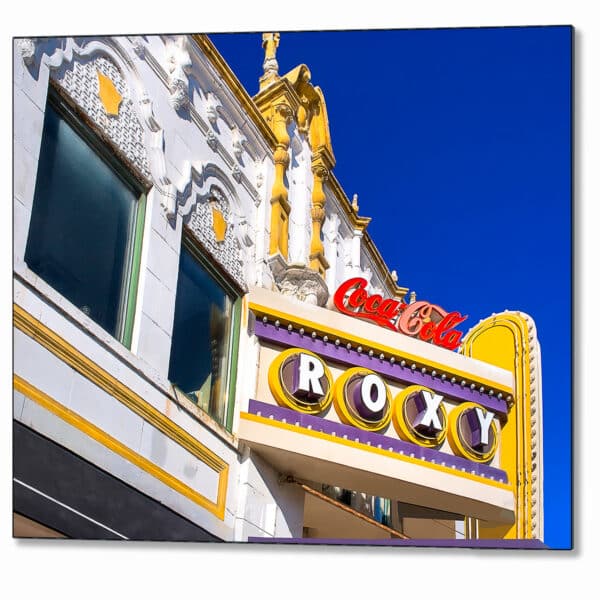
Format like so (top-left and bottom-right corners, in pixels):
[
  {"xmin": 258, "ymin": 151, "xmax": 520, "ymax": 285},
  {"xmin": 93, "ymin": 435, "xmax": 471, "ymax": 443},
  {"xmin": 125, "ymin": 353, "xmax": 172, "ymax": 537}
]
[
  {"xmin": 24, "ymin": 87, "xmax": 146, "ymax": 347},
  {"xmin": 168, "ymin": 237, "xmax": 241, "ymax": 430}
]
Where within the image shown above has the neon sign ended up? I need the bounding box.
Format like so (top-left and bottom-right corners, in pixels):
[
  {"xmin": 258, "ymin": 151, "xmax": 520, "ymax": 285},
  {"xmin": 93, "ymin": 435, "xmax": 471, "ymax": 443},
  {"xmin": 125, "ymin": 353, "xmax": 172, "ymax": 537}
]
[
  {"xmin": 268, "ymin": 348, "xmax": 498, "ymax": 462},
  {"xmin": 333, "ymin": 277, "xmax": 468, "ymax": 351}
]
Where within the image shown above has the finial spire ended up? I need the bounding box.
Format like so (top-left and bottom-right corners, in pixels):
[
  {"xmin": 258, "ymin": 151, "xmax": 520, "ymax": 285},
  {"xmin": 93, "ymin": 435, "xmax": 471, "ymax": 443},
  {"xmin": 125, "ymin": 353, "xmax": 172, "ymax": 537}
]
[
  {"xmin": 259, "ymin": 33, "xmax": 280, "ymax": 90},
  {"xmin": 351, "ymin": 193, "xmax": 359, "ymax": 213}
]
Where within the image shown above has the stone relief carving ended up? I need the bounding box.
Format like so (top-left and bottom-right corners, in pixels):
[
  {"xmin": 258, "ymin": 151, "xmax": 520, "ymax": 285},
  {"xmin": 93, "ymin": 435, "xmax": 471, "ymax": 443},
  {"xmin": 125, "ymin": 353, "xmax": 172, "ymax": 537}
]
[
  {"xmin": 206, "ymin": 129, "xmax": 218, "ymax": 151},
  {"xmin": 276, "ymin": 265, "xmax": 329, "ymax": 307},
  {"xmin": 166, "ymin": 36, "xmax": 192, "ymax": 111},
  {"xmin": 186, "ymin": 186, "xmax": 247, "ymax": 290},
  {"xmin": 52, "ymin": 54, "xmax": 151, "ymax": 180},
  {"xmin": 130, "ymin": 36, "xmax": 146, "ymax": 59},
  {"xmin": 16, "ymin": 38, "xmax": 35, "ymax": 65},
  {"xmin": 231, "ymin": 126, "xmax": 246, "ymax": 160},
  {"xmin": 206, "ymin": 92, "xmax": 222, "ymax": 125}
]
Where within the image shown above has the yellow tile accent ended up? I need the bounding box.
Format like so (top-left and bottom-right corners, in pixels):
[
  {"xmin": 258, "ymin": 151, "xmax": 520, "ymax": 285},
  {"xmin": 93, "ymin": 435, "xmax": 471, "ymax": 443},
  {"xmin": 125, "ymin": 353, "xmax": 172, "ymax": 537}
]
[
  {"xmin": 211, "ymin": 205, "xmax": 227, "ymax": 242},
  {"xmin": 97, "ymin": 70, "xmax": 122, "ymax": 116}
]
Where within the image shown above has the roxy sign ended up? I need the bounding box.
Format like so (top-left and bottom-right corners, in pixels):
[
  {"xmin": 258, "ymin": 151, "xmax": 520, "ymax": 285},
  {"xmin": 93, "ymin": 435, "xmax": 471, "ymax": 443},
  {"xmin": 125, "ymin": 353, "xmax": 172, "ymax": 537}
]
[
  {"xmin": 268, "ymin": 348, "xmax": 498, "ymax": 463},
  {"xmin": 333, "ymin": 277, "xmax": 468, "ymax": 351}
]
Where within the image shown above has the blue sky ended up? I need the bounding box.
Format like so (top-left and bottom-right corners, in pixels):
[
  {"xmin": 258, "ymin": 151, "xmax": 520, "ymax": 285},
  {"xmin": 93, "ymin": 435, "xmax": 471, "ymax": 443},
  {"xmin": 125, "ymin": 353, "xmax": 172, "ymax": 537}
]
[{"xmin": 210, "ymin": 26, "xmax": 572, "ymax": 549}]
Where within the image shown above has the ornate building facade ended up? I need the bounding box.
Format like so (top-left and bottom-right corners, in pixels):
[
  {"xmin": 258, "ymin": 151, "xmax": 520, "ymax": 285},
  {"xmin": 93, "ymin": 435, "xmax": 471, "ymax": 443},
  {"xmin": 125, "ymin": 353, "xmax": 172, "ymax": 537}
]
[{"xmin": 13, "ymin": 33, "xmax": 543, "ymax": 545}]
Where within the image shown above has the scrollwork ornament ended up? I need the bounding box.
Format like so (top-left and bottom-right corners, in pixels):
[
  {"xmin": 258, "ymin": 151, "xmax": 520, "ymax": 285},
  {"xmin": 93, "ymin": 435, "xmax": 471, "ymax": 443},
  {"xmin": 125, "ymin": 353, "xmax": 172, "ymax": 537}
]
[{"xmin": 17, "ymin": 38, "xmax": 35, "ymax": 65}]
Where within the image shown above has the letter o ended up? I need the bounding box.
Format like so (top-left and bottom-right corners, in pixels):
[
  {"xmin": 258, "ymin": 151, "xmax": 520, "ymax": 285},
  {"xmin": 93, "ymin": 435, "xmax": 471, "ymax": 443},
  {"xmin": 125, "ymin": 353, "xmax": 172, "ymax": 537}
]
[{"xmin": 333, "ymin": 367, "xmax": 392, "ymax": 432}]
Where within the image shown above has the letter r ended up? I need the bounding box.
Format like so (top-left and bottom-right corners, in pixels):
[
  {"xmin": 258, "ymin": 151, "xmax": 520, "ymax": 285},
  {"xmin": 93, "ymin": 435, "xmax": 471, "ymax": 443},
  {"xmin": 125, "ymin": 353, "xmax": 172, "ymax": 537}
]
[{"xmin": 297, "ymin": 353, "xmax": 325, "ymax": 398}]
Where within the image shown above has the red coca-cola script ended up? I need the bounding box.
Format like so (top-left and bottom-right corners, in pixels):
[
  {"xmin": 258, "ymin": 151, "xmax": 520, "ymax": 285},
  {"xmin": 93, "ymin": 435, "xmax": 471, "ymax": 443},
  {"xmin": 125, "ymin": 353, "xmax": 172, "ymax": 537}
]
[{"xmin": 333, "ymin": 277, "xmax": 468, "ymax": 351}]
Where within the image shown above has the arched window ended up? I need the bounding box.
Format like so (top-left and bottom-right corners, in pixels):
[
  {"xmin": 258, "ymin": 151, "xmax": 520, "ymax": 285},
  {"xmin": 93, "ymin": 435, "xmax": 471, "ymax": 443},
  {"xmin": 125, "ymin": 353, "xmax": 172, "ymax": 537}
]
[
  {"xmin": 168, "ymin": 189, "xmax": 244, "ymax": 431},
  {"xmin": 24, "ymin": 85, "xmax": 147, "ymax": 347}
]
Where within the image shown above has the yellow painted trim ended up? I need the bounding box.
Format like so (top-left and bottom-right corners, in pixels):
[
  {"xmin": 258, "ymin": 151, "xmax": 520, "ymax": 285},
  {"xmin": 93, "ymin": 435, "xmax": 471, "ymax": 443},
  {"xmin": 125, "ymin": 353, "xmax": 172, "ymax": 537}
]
[
  {"xmin": 447, "ymin": 402, "xmax": 499, "ymax": 463},
  {"xmin": 250, "ymin": 301, "xmax": 513, "ymax": 394},
  {"xmin": 13, "ymin": 304, "xmax": 229, "ymax": 520},
  {"xmin": 240, "ymin": 412, "xmax": 511, "ymax": 491},
  {"xmin": 268, "ymin": 348, "xmax": 334, "ymax": 414},
  {"xmin": 392, "ymin": 385, "xmax": 448, "ymax": 448},
  {"xmin": 15, "ymin": 375, "xmax": 229, "ymax": 520},
  {"xmin": 332, "ymin": 367, "xmax": 392, "ymax": 432},
  {"xmin": 461, "ymin": 312, "xmax": 538, "ymax": 539}
]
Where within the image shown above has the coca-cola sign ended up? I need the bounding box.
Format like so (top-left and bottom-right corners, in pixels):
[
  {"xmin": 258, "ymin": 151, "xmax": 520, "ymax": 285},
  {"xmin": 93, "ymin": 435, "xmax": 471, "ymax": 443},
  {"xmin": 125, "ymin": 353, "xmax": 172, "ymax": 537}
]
[{"xmin": 333, "ymin": 277, "xmax": 468, "ymax": 351}]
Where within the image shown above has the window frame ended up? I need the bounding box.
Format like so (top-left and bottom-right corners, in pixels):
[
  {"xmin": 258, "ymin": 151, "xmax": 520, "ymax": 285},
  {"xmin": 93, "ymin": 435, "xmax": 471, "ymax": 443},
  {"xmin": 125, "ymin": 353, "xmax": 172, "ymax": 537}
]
[
  {"xmin": 26, "ymin": 83, "xmax": 148, "ymax": 349},
  {"xmin": 170, "ymin": 229, "xmax": 243, "ymax": 432}
]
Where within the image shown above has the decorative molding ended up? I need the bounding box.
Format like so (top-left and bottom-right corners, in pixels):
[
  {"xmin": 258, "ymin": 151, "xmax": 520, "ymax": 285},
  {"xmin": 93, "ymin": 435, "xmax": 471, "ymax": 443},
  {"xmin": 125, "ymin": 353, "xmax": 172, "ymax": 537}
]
[
  {"xmin": 191, "ymin": 34, "xmax": 277, "ymax": 152},
  {"xmin": 268, "ymin": 102, "xmax": 294, "ymax": 259},
  {"xmin": 206, "ymin": 129, "xmax": 218, "ymax": 151},
  {"xmin": 16, "ymin": 38, "xmax": 35, "ymax": 65},
  {"xmin": 231, "ymin": 163, "xmax": 242, "ymax": 183},
  {"xmin": 176, "ymin": 167, "xmax": 254, "ymax": 290},
  {"xmin": 166, "ymin": 36, "xmax": 192, "ymax": 111},
  {"xmin": 231, "ymin": 126, "xmax": 246, "ymax": 160},
  {"xmin": 259, "ymin": 32, "xmax": 280, "ymax": 90},
  {"xmin": 206, "ymin": 91, "xmax": 222, "ymax": 125},
  {"xmin": 52, "ymin": 50, "xmax": 152, "ymax": 180},
  {"xmin": 13, "ymin": 305, "xmax": 229, "ymax": 520},
  {"xmin": 129, "ymin": 36, "xmax": 146, "ymax": 59},
  {"xmin": 275, "ymin": 264, "xmax": 329, "ymax": 307},
  {"xmin": 309, "ymin": 161, "xmax": 330, "ymax": 277}
]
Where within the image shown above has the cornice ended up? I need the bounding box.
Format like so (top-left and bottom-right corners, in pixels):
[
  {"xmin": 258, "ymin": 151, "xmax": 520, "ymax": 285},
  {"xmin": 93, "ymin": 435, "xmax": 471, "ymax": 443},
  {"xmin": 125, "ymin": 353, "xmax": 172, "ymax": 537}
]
[
  {"xmin": 253, "ymin": 77, "xmax": 302, "ymax": 117},
  {"xmin": 191, "ymin": 34, "xmax": 277, "ymax": 152}
]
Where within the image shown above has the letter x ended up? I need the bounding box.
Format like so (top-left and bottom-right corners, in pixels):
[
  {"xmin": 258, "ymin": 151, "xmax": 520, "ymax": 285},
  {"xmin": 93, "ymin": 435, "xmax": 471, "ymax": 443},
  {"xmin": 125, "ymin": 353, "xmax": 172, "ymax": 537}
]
[{"xmin": 415, "ymin": 390, "xmax": 444, "ymax": 432}]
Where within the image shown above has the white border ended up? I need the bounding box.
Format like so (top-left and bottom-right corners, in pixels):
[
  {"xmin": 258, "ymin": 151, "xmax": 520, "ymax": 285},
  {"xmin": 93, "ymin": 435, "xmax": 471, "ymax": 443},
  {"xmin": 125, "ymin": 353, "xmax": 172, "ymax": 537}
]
[{"xmin": 5, "ymin": 1, "xmax": 595, "ymax": 598}]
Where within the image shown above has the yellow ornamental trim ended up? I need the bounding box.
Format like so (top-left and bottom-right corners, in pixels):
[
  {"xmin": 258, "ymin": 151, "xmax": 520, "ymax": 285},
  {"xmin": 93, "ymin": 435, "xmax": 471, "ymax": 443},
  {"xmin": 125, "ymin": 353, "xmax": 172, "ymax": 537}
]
[
  {"xmin": 460, "ymin": 311, "xmax": 541, "ymax": 540},
  {"xmin": 211, "ymin": 205, "xmax": 227, "ymax": 242},
  {"xmin": 97, "ymin": 70, "xmax": 122, "ymax": 116}
]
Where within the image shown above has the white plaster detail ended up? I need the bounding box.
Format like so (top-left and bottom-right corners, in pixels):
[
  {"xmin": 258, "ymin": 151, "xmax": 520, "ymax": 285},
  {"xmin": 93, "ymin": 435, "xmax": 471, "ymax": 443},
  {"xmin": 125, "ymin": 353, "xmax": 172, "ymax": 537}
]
[
  {"xmin": 232, "ymin": 163, "xmax": 242, "ymax": 183},
  {"xmin": 17, "ymin": 38, "xmax": 35, "ymax": 65},
  {"xmin": 176, "ymin": 164, "xmax": 254, "ymax": 290},
  {"xmin": 186, "ymin": 185, "xmax": 245, "ymax": 289},
  {"xmin": 130, "ymin": 36, "xmax": 146, "ymax": 59},
  {"xmin": 206, "ymin": 129, "xmax": 218, "ymax": 151},
  {"xmin": 52, "ymin": 53, "xmax": 151, "ymax": 180},
  {"xmin": 166, "ymin": 36, "xmax": 192, "ymax": 111},
  {"xmin": 232, "ymin": 126, "xmax": 247, "ymax": 160},
  {"xmin": 206, "ymin": 92, "xmax": 222, "ymax": 125},
  {"xmin": 276, "ymin": 265, "xmax": 329, "ymax": 307}
]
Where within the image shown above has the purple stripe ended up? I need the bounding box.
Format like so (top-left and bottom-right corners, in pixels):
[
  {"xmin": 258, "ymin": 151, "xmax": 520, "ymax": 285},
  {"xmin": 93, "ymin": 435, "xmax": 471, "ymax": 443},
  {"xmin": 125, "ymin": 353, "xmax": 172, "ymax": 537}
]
[
  {"xmin": 247, "ymin": 399, "xmax": 508, "ymax": 483},
  {"xmin": 254, "ymin": 321, "xmax": 508, "ymax": 416},
  {"xmin": 247, "ymin": 537, "xmax": 548, "ymax": 549}
]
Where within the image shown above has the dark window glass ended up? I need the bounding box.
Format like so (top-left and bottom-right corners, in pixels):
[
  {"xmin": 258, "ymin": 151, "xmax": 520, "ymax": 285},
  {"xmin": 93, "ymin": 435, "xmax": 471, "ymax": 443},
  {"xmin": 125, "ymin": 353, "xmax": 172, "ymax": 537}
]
[
  {"xmin": 168, "ymin": 244, "xmax": 234, "ymax": 427},
  {"xmin": 25, "ymin": 96, "xmax": 140, "ymax": 339}
]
